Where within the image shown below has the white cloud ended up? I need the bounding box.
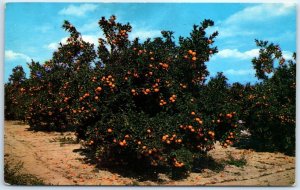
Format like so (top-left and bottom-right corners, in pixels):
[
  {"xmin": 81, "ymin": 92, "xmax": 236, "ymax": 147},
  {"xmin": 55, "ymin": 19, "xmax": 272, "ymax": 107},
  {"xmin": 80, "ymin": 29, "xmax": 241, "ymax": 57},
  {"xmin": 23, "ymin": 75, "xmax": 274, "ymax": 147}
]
[
  {"xmin": 216, "ymin": 48, "xmax": 294, "ymax": 61},
  {"xmin": 219, "ymin": 26, "xmax": 256, "ymax": 39},
  {"xmin": 224, "ymin": 69, "xmax": 255, "ymax": 76},
  {"xmin": 216, "ymin": 48, "xmax": 259, "ymax": 60},
  {"xmin": 45, "ymin": 35, "xmax": 99, "ymax": 51},
  {"xmin": 129, "ymin": 29, "xmax": 161, "ymax": 41},
  {"xmin": 5, "ymin": 50, "xmax": 31, "ymax": 62},
  {"xmin": 45, "ymin": 42, "xmax": 59, "ymax": 51},
  {"xmin": 82, "ymin": 35, "xmax": 99, "ymax": 45},
  {"xmin": 215, "ymin": 3, "xmax": 295, "ymax": 39},
  {"xmin": 36, "ymin": 25, "xmax": 53, "ymax": 33},
  {"xmin": 79, "ymin": 21, "xmax": 99, "ymax": 33},
  {"xmin": 59, "ymin": 4, "xmax": 98, "ymax": 17},
  {"xmin": 225, "ymin": 3, "xmax": 295, "ymax": 25},
  {"xmin": 44, "ymin": 37, "xmax": 68, "ymax": 50},
  {"xmin": 282, "ymin": 50, "xmax": 294, "ymax": 60}
]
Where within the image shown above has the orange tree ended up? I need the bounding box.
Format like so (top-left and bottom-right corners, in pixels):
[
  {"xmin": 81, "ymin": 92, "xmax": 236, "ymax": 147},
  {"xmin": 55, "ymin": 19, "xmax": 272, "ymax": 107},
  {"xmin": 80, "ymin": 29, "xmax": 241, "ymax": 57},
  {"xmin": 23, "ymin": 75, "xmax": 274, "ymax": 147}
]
[
  {"xmin": 243, "ymin": 40, "xmax": 296, "ymax": 155},
  {"xmin": 11, "ymin": 16, "xmax": 241, "ymax": 176},
  {"xmin": 5, "ymin": 66, "xmax": 28, "ymax": 120}
]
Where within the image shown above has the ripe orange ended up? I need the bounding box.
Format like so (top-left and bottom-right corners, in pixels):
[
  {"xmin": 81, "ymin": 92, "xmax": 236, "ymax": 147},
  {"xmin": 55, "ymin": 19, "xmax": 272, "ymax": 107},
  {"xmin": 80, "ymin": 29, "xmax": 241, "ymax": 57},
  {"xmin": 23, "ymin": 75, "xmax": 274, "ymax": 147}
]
[
  {"xmin": 96, "ymin": 87, "xmax": 102, "ymax": 91},
  {"xmin": 226, "ymin": 113, "xmax": 232, "ymax": 118},
  {"xmin": 107, "ymin": 128, "xmax": 113, "ymax": 133}
]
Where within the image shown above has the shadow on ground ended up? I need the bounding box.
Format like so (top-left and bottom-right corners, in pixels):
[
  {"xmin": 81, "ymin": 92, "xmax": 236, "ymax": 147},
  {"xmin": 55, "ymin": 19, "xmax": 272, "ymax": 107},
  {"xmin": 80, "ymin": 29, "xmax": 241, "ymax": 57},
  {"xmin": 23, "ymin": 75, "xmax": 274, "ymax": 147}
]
[
  {"xmin": 232, "ymin": 136, "xmax": 294, "ymax": 157},
  {"xmin": 73, "ymin": 148, "xmax": 225, "ymax": 183}
]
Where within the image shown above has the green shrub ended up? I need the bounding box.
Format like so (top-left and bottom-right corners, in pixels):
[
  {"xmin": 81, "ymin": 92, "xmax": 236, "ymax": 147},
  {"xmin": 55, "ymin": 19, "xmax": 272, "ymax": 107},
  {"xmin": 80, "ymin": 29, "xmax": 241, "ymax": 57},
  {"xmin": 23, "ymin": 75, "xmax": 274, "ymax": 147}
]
[
  {"xmin": 5, "ymin": 66, "xmax": 28, "ymax": 121},
  {"xmin": 4, "ymin": 161, "xmax": 45, "ymax": 185},
  {"xmin": 244, "ymin": 40, "xmax": 296, "ymax": 155}
]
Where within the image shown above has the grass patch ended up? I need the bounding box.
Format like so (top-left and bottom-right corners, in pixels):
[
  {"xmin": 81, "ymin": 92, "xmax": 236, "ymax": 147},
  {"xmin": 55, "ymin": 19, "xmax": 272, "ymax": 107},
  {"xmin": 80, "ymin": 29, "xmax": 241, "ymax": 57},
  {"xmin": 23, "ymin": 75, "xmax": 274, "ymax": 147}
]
[
  {"xmin": 225, "ymin": 152, "xmax": 247, "ymax": 168},
  {"xmin": 126, "ymin": 181, "xmax": 140, "ymax": 186},
  {"xmin": 192, "ymin": 155, "xmax": 225, "ymax": 173},
  {"xmin": 49, "ymin": 136, "xmax": 78, "ymax": 145},
  {"xmin": 4, "ymin": 161, "xmax": 46, "ymax": 185}
]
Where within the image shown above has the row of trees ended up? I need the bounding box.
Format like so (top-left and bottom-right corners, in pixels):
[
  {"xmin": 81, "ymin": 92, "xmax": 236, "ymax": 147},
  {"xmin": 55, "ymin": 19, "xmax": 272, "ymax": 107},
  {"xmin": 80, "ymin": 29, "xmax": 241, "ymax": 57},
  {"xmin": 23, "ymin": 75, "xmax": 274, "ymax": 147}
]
[{"xmin": 5, "ymin": 16, "xmax": 295, "ymax": 177}]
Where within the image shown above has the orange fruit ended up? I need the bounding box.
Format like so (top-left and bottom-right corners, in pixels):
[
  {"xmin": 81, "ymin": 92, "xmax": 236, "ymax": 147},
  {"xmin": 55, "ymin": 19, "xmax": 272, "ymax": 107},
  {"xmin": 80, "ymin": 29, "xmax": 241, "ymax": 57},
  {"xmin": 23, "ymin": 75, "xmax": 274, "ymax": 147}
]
[
  {"xmin": 107, "ymin": 128, "xmax": 113, "ymax": 133},
  {"xmin": 96, "ymin": 87, "xmax": 102, "ymax": 91}
]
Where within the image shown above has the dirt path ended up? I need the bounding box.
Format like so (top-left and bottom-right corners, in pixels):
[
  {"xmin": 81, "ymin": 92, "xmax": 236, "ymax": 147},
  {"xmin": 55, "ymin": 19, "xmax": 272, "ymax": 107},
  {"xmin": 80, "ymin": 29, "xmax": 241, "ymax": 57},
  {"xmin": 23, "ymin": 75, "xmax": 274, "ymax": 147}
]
[{"xmin": 4, "ymin": 121, "xmax": 295, "ymax": 186}]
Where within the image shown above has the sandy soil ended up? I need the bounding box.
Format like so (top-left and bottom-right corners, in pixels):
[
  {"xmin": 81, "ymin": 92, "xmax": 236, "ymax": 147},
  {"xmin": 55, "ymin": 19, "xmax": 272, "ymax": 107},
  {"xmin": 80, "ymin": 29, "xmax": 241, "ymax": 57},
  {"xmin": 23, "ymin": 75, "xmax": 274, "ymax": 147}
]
[{"xmin": 4, "ymin": 120, "xmax": 295, "ymax": 186}]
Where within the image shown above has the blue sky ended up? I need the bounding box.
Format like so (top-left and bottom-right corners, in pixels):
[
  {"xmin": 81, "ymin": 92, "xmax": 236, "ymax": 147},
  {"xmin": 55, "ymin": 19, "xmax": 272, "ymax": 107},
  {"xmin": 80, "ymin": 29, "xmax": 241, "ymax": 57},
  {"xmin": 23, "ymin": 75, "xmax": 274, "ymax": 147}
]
[{"xmin": 4, "ymin": 3, "xmax": 296, "ymax": 84}]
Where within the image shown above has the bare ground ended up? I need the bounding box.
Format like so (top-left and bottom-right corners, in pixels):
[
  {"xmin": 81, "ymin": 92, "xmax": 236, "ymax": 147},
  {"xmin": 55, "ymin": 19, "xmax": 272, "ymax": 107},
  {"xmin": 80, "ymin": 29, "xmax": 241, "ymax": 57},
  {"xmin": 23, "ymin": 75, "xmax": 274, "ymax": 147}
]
[{"xmin": 4, "ymin": 121, "xmax": 295, "ymax": 186}]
